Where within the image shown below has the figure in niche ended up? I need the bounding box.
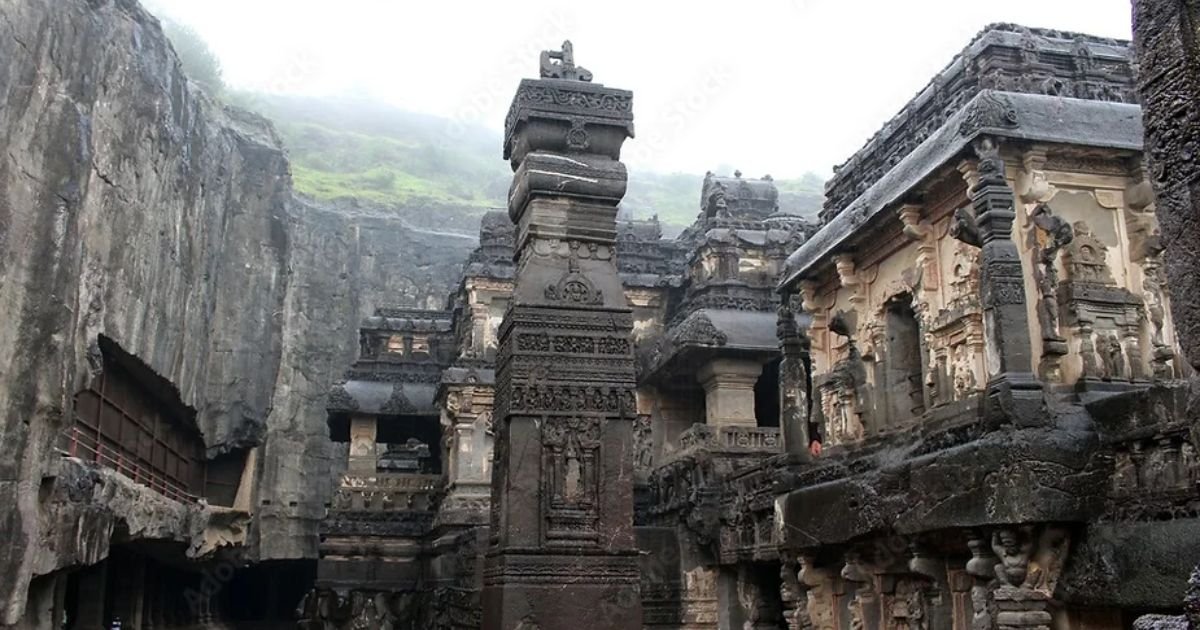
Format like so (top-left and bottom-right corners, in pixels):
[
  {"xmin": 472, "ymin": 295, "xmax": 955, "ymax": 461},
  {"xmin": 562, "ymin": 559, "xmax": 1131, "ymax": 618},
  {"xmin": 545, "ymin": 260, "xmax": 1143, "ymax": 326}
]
[
  {"xmin": 1100, "ymin": 333, "xmax": 1126, "ymax": 381},
  {"xmin": 1029, "ymin": 203, "xmax": 1073, "ymax": 350},
  {"xmin": 564, "ymin": 441, "xmax": 582, "ymax": 501},
  {"xmin": 539, "ymin": 40, "xmax": 592, "ymax": 82},
  {"xmin": 952, "ymin": 344, "xmax": 977, "ymax": 398}
]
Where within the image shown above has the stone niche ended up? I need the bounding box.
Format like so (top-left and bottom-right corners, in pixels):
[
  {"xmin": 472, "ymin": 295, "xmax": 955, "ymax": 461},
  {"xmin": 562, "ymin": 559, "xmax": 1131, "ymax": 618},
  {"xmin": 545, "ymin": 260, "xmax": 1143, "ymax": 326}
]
[{"xmin": 1039, "ymin": 188, "xmax": 1183, "ymax": 388}]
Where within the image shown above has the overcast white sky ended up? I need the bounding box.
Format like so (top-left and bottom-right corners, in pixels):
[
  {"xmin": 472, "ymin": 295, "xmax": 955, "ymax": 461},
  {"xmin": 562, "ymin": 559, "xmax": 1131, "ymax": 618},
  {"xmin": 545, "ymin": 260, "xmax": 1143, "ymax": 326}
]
[{"xmin": 145, "ymin": 0, "xmax": 1134, "ymax": 178}]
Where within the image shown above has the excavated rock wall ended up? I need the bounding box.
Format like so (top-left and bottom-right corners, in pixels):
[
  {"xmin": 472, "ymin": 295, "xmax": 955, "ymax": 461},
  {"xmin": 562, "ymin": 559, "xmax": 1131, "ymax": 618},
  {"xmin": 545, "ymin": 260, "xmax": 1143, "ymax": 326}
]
[
  {"xmin": 1133, "ymin": 1, "xmax": 1200, "ymax": 626},
  {"xmin": 0, "ymin": 0, "xmax": 474, "ymax": 622},
  {"xmin": 1134, "ymin": 0, "xmax": 1200, "ymax": 376}
]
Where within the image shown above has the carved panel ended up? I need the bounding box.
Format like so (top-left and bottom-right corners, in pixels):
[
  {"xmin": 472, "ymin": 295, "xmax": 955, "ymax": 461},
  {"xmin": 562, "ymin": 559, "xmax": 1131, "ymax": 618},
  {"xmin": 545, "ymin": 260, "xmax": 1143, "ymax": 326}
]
[{"xmin": 542, "ymin": 416, "xmax": 603, "ymax": 545}]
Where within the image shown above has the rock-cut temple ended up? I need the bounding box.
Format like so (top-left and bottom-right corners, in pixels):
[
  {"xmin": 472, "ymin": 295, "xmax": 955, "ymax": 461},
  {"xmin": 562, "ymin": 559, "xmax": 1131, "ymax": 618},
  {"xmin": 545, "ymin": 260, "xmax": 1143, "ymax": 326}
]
[{"xmin": 1, "ymin": 3, "xmax": 1199, "ymax": 630}]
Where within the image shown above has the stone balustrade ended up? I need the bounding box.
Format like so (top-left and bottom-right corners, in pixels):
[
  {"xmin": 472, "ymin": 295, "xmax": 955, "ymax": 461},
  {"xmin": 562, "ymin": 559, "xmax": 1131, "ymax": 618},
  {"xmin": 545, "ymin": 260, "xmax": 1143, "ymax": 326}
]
[
  {"xmin": 330, "ymin": 473, "xmax": 442, "ymax": 512},
  {"xmin": 676, "ymin": 423, "xmax": 782, "ymax": 457}
]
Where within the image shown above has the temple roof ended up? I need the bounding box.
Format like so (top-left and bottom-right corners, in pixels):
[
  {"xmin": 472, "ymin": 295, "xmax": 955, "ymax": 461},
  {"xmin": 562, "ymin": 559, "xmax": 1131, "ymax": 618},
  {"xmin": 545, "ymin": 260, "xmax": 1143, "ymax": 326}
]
[
  {"xmin": 328, "ymin": 379, "xmax": 438, "ymax": 416},
  {"xmin": 642, "ymin": 308, "xmax": 808, "ymax": 386},
  {"xmin": 821, "ymin": 23, "xmax": 1136, "ymax": 223},
  {"xmin": 361, "ymin": 308, "xmax": 453, "ymax": 333},
  {"xmin": 780, "ymin": 90, "xmax": 1142, "ymax": 288}
]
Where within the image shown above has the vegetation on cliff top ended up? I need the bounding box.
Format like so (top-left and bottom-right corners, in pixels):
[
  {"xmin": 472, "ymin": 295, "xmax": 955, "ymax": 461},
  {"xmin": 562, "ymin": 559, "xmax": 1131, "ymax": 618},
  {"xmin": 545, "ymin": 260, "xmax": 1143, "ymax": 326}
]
[{"xmin": 165, "ymin": 21, "xmax": 825, "ymax": 228}]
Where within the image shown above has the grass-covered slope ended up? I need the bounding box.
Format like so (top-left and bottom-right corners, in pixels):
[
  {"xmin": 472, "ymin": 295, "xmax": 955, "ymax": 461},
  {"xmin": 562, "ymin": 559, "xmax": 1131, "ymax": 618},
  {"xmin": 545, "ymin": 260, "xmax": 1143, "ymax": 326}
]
[{"xmin": 232, "ymin": 93, "xmax": 825, "ymax": 228}]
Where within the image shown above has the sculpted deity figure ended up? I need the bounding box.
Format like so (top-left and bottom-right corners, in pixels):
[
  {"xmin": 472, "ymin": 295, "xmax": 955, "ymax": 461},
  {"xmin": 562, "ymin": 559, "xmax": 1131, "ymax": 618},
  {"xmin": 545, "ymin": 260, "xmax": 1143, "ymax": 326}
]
[
  {"xmin": 952, "ymin": 344, "xmax": 977, "ymax": 398},
  {"xmin": 1101, "ymin": 333, "xmax": 1126, "ymax": 380},
  {"xmin": 1029, "ymin": 203, "xmax": 1073, "ymax": 347},
  {"xmin": 991, "ymin": 528, "xmax": 1033, "ymax": 587}
]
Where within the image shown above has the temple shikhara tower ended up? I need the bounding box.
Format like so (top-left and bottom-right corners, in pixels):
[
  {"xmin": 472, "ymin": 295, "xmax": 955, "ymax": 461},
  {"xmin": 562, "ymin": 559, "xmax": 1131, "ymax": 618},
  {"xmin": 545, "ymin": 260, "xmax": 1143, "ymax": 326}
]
[{"xmin": 482, "ymin": 42, "xmax": 643, "ymax": 628}]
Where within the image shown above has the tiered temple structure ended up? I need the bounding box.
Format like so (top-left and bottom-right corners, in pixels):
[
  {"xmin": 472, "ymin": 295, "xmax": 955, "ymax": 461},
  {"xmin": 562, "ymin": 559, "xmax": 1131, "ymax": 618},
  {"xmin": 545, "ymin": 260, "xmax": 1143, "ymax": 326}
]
[
  {"xmin": 7, "ymin": 0, "xmax": 1200, "ymax": 625},
  {"xmin": 768, "ymin": 24, "xmax": 1196, "ymax": 630},
  {"xmin": 295, "ymin": 28, "xmax": 1200, "ymax": 630}
]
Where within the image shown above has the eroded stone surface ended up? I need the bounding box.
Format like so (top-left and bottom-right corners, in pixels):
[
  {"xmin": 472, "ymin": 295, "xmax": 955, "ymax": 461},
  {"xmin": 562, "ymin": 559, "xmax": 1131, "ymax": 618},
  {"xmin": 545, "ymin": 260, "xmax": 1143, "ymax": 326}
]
[{"xmin": 0, "ymin": 0, "xmax": 474, "ymax": 621}]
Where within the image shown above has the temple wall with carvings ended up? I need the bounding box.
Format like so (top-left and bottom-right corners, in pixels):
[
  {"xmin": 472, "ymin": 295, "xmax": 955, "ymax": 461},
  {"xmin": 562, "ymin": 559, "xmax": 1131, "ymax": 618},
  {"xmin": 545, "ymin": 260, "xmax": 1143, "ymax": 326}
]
[
  {"xmin": 800, "ymin": 144, "xmax": 1191, "ymax": 449},
  {"xmin": 1009, "ymin": 152, "xmax": 1186, "ymax": 386}
]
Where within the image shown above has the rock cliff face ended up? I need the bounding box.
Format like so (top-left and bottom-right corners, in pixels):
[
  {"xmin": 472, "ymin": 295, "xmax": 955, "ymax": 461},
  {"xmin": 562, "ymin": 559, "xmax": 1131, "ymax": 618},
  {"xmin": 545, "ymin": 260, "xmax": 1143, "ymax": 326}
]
[
  {"xmin": 0, "ymin": 0, "xmax": 474, "ymax": 621},
  {"xmin": 1134, "ymin": 0, "xmax": 1200, "ymax": 375}
]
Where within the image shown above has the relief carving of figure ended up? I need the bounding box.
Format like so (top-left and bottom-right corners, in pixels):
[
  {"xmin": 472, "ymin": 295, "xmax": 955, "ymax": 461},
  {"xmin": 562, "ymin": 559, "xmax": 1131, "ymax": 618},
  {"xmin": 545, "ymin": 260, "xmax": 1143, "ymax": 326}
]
[
  {"xmin": 991, "ymin": 528, "xmax": 1033, "ymax": 588},
  {"xmin": 952, "ymin": 344, "xmax": 977, "ymax": 399},
  {"xmin": 1064, "ymin": 221, "xmax": 1116, "ymax": 285},
  {"xmin": 906, "ymin": 587, "xmax": 928, "ymax": 630},
  {"xmin": 949, "ymin": 243, "xmax": 981, "ymax": 309},
  {"xmin": 1100, "ymin": 332, "xmax": 1126, "ymax": 381},
  {"xmin": 1143, "ymin": 260, "xmax": 1168, "ymax": 347},
  {"xmin": 633, "ymin": 414, "xmax": 653, "ymax": 471},
  {"xmin": 950, "ymin": 206, "xmax": 981, "ymax": 247},
  {"xmin": 1029, "ymin": 203, "xmax": 1073, "ymax": 347}
]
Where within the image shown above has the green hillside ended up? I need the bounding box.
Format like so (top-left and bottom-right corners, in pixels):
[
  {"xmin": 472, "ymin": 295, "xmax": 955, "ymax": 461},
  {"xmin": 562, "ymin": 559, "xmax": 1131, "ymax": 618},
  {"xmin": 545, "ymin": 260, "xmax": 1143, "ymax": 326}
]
[
  {"xmin": 163, "ymin": 16, "xmax": 824, "ymax": 231},
  {"xmin": 230, "ymin": 93, "xmax": 825, "ymax": 228}
]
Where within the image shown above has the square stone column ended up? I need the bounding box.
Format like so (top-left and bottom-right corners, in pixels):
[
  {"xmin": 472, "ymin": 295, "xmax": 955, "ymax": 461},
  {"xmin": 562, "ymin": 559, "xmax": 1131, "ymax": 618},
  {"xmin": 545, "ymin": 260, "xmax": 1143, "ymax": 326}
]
[
  {"xmin": 347, "ymin": 416, "xmax": 377, "ymax": 474},
  {"xmin": 483, "ymin": 41, "xmax": 642, "ymax": 630},
  {"xmin": 699, "ymin": 358, "xmax": 763, "ymax": 427}
]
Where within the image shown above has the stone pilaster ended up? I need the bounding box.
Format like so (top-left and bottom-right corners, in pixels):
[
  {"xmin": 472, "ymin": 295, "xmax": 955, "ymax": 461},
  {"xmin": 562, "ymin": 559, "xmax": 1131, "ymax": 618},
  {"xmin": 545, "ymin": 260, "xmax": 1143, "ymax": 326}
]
[
  {"xmin": 956, "ymin": 138, "xmax": 1043, "ymax": 424},
  {"xmin": 778, "ymin": 295, "xmax": 812, "ymax": 458},
  {"xmin": 347, "ymin": 416, "xmax": 378, "ymax": 474},
  {"xmin": 482, "ymin": 42, "xmax": 641, "ymax": 630},
  {"xmin": 966, "ymin": 531, "xmax": 999, "ymax": 630}
]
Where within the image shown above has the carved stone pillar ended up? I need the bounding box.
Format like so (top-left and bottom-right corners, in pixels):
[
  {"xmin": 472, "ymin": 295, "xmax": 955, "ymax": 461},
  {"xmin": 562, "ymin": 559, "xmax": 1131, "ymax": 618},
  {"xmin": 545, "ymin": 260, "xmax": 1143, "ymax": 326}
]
[
  {"xmin": 966, "ymin": 531, "xmax": 998, "ymax": 630},
  {"xmin": 954, "ymin": 138, "xmax": 1043, "ymax": 424},
  {"xmin": 439, "ymin": 385, "xmax": 494, "ymax": 527},
  {"xmin": 799, "ymin": 556, "xmax": 835, "ymax": 630},
  {"xmin": 780, "ymin": 558, "xmax": 808, "ymax": 630},
  {"xmin": 842, "ymin": 551, "xmax": 881, "ymax": 630},
  {"xmin": 699, "ymin": 358, "xmax": 763, "ymax": 428},
  {"xmin": 482, "ymin": 42, "xmax": 641, "ymax": 630},
  {"xmin": 778, "ymin": 295, "xmax": 812, "ymax": 458},
  {"xmin": 469, "ymin": 302, "xmax": 491, "ymax": 358}
]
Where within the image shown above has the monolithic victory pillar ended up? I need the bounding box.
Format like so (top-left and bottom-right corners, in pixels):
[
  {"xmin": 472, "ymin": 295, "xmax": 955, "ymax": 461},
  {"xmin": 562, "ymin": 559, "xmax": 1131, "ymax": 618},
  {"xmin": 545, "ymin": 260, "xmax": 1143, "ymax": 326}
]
[{"xmin": 482, "ymin": 42, "xmax": 642, "ymax": 629}]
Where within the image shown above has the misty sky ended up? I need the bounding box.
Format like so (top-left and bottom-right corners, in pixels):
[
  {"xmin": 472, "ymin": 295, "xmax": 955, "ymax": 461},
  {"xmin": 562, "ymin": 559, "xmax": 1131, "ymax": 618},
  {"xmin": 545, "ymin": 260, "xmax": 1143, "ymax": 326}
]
[{"xmin": 144, "ymin": 0, "xmax": 1134, "ymax": 178}]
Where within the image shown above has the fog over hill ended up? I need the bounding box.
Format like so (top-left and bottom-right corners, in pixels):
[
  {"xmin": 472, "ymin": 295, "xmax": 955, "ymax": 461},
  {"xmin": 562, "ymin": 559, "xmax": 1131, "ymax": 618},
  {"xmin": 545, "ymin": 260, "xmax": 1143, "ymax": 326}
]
[{"xmin": 230, "ymin": 93, "xmax": 825, "ymax": 232}]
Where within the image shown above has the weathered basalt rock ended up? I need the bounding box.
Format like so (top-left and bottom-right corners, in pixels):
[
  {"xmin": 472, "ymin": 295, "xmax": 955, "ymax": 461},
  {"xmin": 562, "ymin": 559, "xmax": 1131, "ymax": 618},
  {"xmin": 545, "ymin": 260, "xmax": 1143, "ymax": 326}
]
[{"xmin": 0, "ymin": 0, "xmax": 475, "ymax": 622}]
